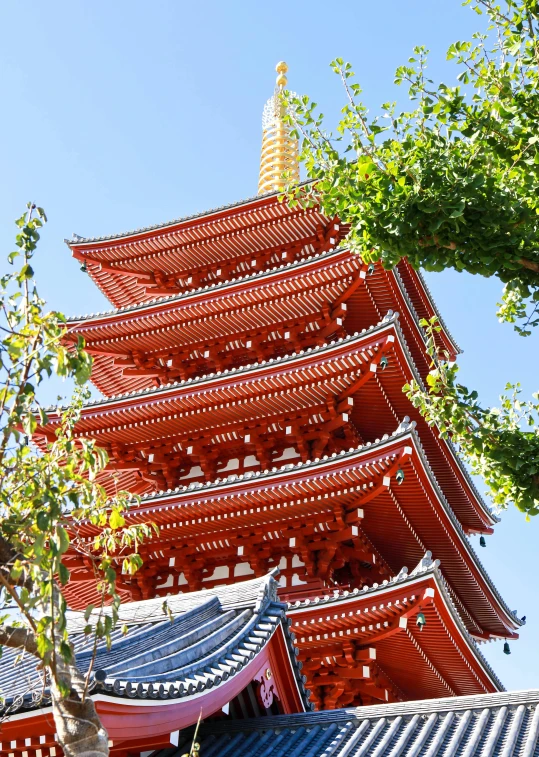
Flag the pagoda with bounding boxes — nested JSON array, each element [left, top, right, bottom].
[[26, 63, 523, 728]]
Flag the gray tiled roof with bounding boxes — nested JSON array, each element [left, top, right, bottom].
[[0, 572, 310, 716], [166, 689, 539, 757]]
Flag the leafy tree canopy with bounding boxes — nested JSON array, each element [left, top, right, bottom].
[[0, 205, 154, 756], [284, 0, 539, 517], [405, 318, 539, 517], [285, 0, 539, 335]]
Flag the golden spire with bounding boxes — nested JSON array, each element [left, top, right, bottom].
[[258, 61, 300, 195]]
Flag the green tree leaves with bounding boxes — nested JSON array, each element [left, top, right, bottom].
[[284, 1, 539, 333], [283, 0, 539, 516], [0, 206, 155, 753], [405, 318, 539, 517]]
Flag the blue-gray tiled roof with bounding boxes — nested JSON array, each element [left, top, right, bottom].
[[165, 689, 539, 757], [0, 572, 309, 715]]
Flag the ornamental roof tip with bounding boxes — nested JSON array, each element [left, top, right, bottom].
[[395, 415, 417, 434], [410, 550, 440, 575]]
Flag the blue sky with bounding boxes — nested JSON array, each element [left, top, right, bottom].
[[1, 1, 537, 692]]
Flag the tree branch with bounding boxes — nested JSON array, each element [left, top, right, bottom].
[[518, 257, 539, 273], [417, 235, 457, 251], [0, 534, 33, 591], [0, 624, 38, 655]]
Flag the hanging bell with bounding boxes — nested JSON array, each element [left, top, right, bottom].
[[395, 468, 405, 485], [367, 263, 375, 275], [503, 642, 511, 655], [379, 356, 388, 370], [479, 536, 486, 548], [416, 612, 426, 631], [80, 262, 87, 273]]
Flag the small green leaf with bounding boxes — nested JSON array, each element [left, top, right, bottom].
[[109, 509, 125, 530]]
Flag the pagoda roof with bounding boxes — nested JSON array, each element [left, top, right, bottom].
[[66, 192, 458, 355], [68, 426, 521, 639], [67, 245, 355, 325], [66, 252, 450, 363], [193, 689, 539, 757], [67, 193, 346, 310], [67, 247, 364, 397], [42, 314, 493, 533], [50, 314, 397, 421], [288, 553, 503, 705], [68, 191, 289, 246], [0, 573, 308, 725], [66, 248, 456, 400]]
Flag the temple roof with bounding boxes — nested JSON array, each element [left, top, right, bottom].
[[188, 689, 539, 757], [65, 193, 458, 356], [0, 572, 309, 717], [67, 247, 364, 396], [67, 191, 287, 246], [67, 195, 344, 310], [288, 552, 504, 704], [65, 250, 456, 401], [63, 425, 521, 638], [42, 314, 493, 533], [67, 245, 354, 324]]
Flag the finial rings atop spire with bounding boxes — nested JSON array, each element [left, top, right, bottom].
[[258, 61, 300, 195], [276, 61, 288, 89]]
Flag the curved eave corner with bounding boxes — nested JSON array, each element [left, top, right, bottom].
[[0, 571, 310, 724], [287, 553, 504, 694]]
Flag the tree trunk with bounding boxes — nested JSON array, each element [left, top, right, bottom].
[[49, 585, 109, 757], [50, 652, 109, 757], [0, 622, 109, 757]]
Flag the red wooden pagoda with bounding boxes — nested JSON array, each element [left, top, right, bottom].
[[26, 63, 525, 739]]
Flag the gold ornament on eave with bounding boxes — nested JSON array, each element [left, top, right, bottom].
[[258, 61, 300, 195]]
